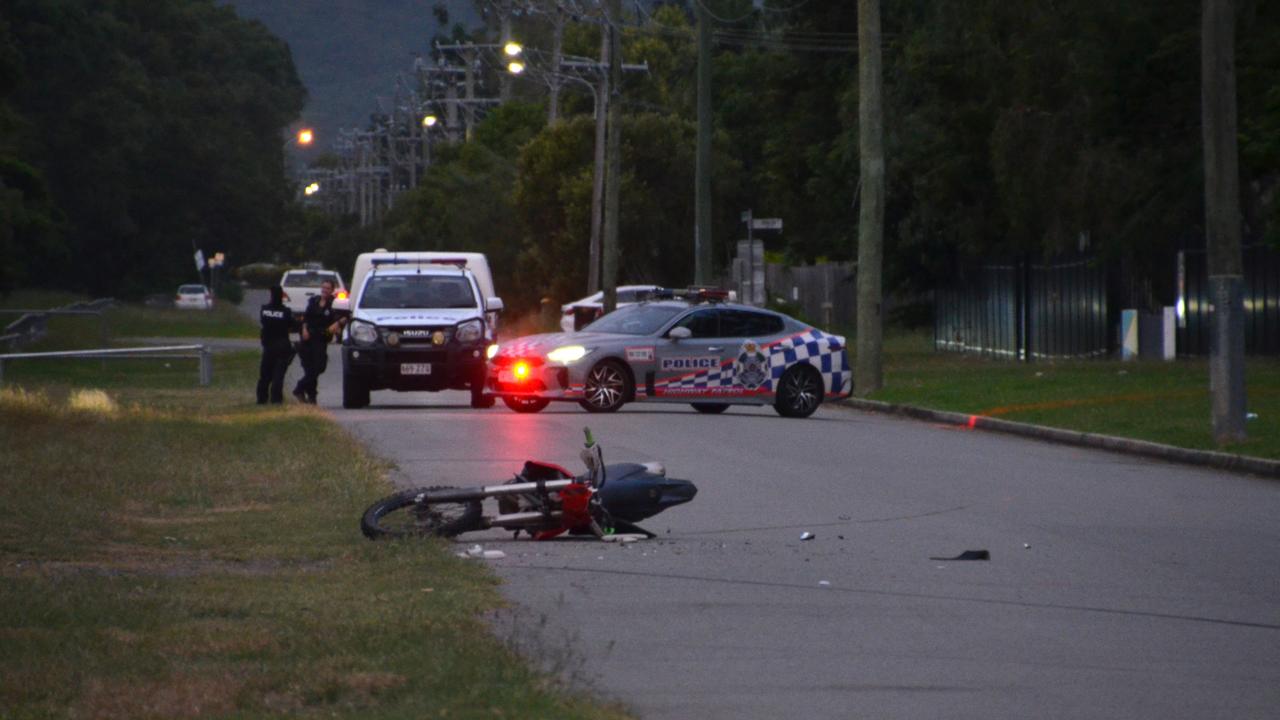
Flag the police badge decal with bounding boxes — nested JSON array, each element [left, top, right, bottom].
[[734, 340, 769, 391]]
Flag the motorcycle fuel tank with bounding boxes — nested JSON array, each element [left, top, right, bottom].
[[596, 463, 698, 522]]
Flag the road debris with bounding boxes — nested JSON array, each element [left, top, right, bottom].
[[800, 532, 815, 541], [929, 549, 990, 561]]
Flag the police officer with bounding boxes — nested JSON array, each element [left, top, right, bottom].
[[292, 279, 346, 403], [257, 285, 295, 404]]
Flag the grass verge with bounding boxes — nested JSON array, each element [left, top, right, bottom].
[[1, 341, 630, 718], [869, 331, 1280, 460]]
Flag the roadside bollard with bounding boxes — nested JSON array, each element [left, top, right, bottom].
[[198, 346, 212, 386]]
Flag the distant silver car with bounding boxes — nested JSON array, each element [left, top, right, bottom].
[[174, 284, 213, 310], [280, 268, 347, 314], [488, 291, 851, 418]]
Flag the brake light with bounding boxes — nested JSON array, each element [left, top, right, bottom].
[[336, 290, 348, 300]]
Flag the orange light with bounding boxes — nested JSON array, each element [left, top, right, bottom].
[[513, 361, 531, 380], [297, 128, 314, 145], [336, 290, 348, 300]]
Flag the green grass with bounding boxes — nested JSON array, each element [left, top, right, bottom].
[[869, 330, 1280, 459], [2, 290, 256, 347], [0, 306, 632, 719]]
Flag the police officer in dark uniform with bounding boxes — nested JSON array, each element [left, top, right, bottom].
[[257, 285, 296, 404], [292, 279, 346, 404]]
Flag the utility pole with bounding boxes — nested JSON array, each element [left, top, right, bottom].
[[854, 0, 885, 396], [499, 0, 514, 102], [587, 23, 609, 295], [1202, 0, 1247, 443], [601, 0, 623, 313], [549, 4, 564, 123], [694, 0, 713, 285]]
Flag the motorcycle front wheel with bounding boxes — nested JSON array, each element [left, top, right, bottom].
[[361, 486, 483, 539]]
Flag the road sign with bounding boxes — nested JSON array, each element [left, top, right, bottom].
[[751, 218, 783, 231]]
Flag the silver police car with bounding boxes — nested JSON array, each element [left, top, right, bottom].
[[486, 290, 851, 417]]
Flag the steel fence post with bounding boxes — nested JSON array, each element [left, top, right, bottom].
[[199, 346, 212, 386]]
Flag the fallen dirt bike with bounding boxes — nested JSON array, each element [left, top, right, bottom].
[[360, 428, 697, 540]]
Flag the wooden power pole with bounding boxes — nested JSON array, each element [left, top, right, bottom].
[[855, 0, 885, 396], [1202, 0, 1247, 443], [601, 0, 623, 313]]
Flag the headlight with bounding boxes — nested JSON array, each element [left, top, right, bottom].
[[486, 343, 500, 360], [350, 321, 378, 346], [456, 319, 483, 344], [546, 345, 590, 364]]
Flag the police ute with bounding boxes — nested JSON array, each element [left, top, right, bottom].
[[341, 258, 503, 409]]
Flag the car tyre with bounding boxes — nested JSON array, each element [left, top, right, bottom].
[[773, 365, 823, 418], [342, 373, 370, 409], [579, 360, 631, 413], [691, 403, 729, 414], [503, 396, 550, 413]]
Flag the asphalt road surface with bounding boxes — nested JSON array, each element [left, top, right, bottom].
[[285, 342, 1276, 720], [237, 292, 1279, 717]]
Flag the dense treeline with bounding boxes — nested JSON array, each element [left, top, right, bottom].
[[0, 0, 305, 298], [315, 0, 1276, 316]]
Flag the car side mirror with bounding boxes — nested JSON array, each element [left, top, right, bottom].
[[487, 297, 504, 312], [668, 326, 692, 341]]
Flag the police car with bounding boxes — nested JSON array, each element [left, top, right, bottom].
[[341, 259, 502, 409], [487, 289, 851, 417]]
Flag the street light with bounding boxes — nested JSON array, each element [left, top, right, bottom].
[[422, 114, 438, 128], [304, 182, 320, 196], [297, 128, 314, 145], [504, 41, 523, 57], [507, 61, 525, 75]]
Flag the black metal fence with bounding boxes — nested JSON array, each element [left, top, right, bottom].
[[1178, 245, 1280, 355], [935, 257, 1109, 360]]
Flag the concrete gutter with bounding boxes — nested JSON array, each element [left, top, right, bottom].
[[840, 398, 1280, 480]]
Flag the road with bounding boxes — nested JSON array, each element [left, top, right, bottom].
[[238, 291, 1279, 718]]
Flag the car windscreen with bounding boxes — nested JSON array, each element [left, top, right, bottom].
[[178, 285, 206, 293], [284, 272, 338, 288], [582, 303, 685, 335], [358, 275, 477, 309]]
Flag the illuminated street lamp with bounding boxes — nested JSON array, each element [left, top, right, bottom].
[[504, 41, 523, 57], [507, 61, 525, 75], [422, 114, 438, 128], [297, 128, 314, 145], [304, 182, 320, 196]]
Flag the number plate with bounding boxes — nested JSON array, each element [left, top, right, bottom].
[[498, 369, 517, 383], [400, 363, 431, 375]]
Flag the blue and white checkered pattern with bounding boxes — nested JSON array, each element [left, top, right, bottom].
[[767, 329, 850, 396], [663, 364, 736, 390]]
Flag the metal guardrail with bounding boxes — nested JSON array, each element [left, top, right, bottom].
[[0, 345, 212, 386], [1, 298, 115, 352]]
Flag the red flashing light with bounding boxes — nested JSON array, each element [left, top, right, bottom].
[[513, 361, 532, 380]]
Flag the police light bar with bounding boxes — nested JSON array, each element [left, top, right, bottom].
[[675, 286, 731, 302], [370, 257, 469, 268]]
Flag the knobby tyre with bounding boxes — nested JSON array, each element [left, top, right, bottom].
[[361, 486, 483, 539]]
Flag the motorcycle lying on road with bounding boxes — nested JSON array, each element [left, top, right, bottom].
[[360, 429, 698, 541]]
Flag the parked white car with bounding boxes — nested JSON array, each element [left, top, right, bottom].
[[280, 269, 346, 314], [174, 284, 213, 310], [560, 285, 664, 333]]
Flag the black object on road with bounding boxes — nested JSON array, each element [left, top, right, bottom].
[[930, 549, 990, 561]]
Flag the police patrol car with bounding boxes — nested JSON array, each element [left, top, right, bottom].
[[341, 258, 503, 409], [487, 288, 851, 417]]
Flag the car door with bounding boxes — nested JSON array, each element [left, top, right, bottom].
[[652, 308, 734, 400], [716, 309, 788, 396]]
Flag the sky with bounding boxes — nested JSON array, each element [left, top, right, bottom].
[[222, 1, 483, 157]]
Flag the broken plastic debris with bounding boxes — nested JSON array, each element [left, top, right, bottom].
[[601, 533, 646, 543], [818, 580, 831, 586], [1023, 543, 1031, 549], [1246, 412, 1258, 421], [800, 532, 815, 541], [929, 549, 990, 561], [482, 550, 506, 559], [466, 544, 484, 557]]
